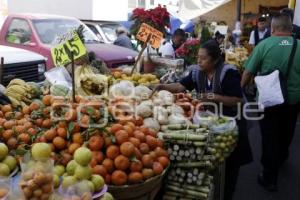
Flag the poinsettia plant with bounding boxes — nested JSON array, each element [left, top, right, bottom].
[[130, 5, 170, 40], [175, 39, 201, 65]]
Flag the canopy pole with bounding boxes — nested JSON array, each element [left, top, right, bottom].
[[236, 0, 242, 21]]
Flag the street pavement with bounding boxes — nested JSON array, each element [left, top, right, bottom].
[[233, 116, 300, 200]]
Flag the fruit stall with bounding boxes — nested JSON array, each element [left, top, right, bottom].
[[0, 59, 238, 200]]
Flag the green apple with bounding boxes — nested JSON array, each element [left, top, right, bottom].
[[0, 163, 10, 176], [53, 174, 60, 188], [62, 176, 77, 189], [54, 165, 65, 176], [74, 147, 92, 166], [31, 143, 51, 161], [0, 143, 8, 161], [91, 174, 105, 192], [2, 155, 17, 171], [101, 193, 114, 200], [66, 160, 78, 176], [74, 165, 92, 180]]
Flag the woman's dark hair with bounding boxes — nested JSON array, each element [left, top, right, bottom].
[[201, 40, 221, 60], [215, 31, 225, 39]]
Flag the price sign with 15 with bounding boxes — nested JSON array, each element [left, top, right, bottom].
[[51, 32, 87, 67], [136, 23, 163, 49]]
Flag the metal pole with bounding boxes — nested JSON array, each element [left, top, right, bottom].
[[0, 57, 3, 84], [236, 0, 242, 21], [71, 53, 75, 102]]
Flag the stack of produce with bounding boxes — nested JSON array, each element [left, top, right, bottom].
[[19, 143, 55, 200], [174, 93, 202, 118], [112, 70, 159, 86], [225, 47, 249, 72], [4, 79, 42, 107], [203, 118, 238, 168], [160, 124, 214, 200], [0, 143, 17, 177]]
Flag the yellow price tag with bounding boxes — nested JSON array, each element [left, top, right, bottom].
[[51, 33, 87, 67], [136, 23, 163, 49]]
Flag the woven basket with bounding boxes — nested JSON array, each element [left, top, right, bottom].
[[108, 169, 167, 200]]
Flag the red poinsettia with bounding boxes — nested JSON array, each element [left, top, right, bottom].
[[130, 5, 170, 39], [176, 39, 201, 65]]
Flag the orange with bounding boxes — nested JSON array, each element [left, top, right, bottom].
[[128, 172, 143, 184], [129, 137, 141, 148], [6, 137, 17, 149], [68, 143, 81, 155], [130, 161, 143, 172], [42, 95, 52, 106], [123, 125, 134, 137], [154, 147, 168, 157], [3, 120, 15, 129], [92, 151, 104, 164], [115, 130, 129, 145], [133, 131, 146, 143], [57, 127, 67, 139], [72, 133, 84, 145], [106, 145, 120, 160], [142, 154, 154, 168], [1, 105, 12, 113], [157, 156, 169, 168], [139, 143, 150, 154], [29, 102, 40, 111], [142, 168, 154, 180], [53, 136, 66, 150], [88, 135, 104, 151], [44, 129, 57, 141], [114, 155, 130, 171], [146, 135, 158, 150], [110, 124, 123, 134], [18, 133, 31, 144], [120, 142, 135, 157], [42, 119, 52, 128], [111, 170, 127, 186], [92, 165, 107, 177], [153, 162, 164, 175], [2, 130, 13, 141], [102, 158, 115, 173], [22, 106, 31, 115]]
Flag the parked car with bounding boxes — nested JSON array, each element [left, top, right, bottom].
[[83, 20, 121, 44], [0, 45, 46, 86], [0, 14, 138, 69]]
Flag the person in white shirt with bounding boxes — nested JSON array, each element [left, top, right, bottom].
[[159, 29, 186, 58], [249, 17, 270, 47]]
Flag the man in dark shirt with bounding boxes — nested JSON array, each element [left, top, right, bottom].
[[113, 27, 133, 50], [280, 7, 300, 40]]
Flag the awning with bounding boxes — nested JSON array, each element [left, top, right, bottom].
[[177, 0, 231, 21]]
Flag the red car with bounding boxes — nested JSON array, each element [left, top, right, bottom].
[[0, 14, 138, 70]]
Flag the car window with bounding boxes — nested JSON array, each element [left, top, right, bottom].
[[32, 19, 100, 45], [100, 24, 119, 42], [6, 18, 32, 44], [86, 24, 104, 42]]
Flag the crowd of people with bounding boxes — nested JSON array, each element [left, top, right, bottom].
[[111, 7, 300, 200]]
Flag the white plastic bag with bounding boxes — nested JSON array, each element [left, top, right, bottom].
[[254, 70, 284, 108]]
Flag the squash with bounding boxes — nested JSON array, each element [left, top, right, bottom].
[[50, 84, 70, 97]]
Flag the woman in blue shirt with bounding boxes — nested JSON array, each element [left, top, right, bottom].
[[154, 40, 252, 200]]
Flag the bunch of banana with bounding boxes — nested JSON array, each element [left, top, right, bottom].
[[5, 79, 33, 107], [75, 65, 109, 97]]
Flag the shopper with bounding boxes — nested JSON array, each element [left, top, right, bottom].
[[248, 16, 270, 47], [113, 27, 133, 50], [280, 7, 300, 39], [159, 28, 186, 58], [241, 13, 300, 191], [154, 40, 253, 200]]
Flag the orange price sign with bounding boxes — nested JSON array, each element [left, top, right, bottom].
[[136, 23, 163, 49]]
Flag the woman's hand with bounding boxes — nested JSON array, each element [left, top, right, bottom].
[[198, 93, 242, 106]]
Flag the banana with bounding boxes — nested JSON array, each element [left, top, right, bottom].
[[8, 79, 26, 87], [8, 96, 21, 108], [5, 91, 24, 101], [6, 85, 27, 96]]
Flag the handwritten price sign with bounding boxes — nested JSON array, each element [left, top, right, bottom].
[[136, 23, 163, 49], [51, 32, 87, 67]]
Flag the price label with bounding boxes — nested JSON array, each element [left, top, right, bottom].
[[136, 23, 163, 49], [51, 32, 87, 67]]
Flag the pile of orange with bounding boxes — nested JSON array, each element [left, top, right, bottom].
[[92, 122, 169, 186]]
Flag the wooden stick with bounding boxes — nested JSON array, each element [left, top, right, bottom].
[[130, 34, 151, 75], [71, 53, 75, 102], [0, 57, 3, 84]]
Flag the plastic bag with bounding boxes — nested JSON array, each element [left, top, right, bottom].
[[193, 111, 218, 127], [0, 178, 10, 200], [45, 67, 72, 89], [58, 180, 93, 200], [210, 117, 237, 135], [19, 156, 54, 200]]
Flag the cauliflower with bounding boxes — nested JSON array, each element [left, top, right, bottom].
[[135, 85, 152, 100], [154, 106, 169, 125], [143, 118, 160, 132], [136, 104, 152, 118], [157, 90, 174, 105], [168, 114, 188, 124], [109, 80, 135, 98]]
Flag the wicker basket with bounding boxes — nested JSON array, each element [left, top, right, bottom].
[[108, 169, 167, 200]]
